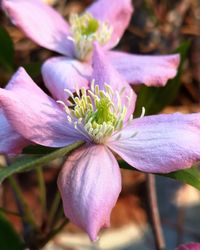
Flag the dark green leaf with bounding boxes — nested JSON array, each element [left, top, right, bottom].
[[0, 141, 84, 183], [119, 160, 200, 191], [0, 213, 24, 250], [0, 26, 14, 72], [23, 62, 42, 78], [22, 144, 57, 154], [118, 160, 135, 171], [134, 41, 190, 116]]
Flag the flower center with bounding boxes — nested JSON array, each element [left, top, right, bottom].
[[69, 13, 112, 61], [57, 82, 128, 143]]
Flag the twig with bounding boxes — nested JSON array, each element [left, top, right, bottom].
[[36, 167, 46, 215], [146, 174, 165, 250]]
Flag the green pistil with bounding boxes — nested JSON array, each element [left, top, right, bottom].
[[80, 16, 99, 36], [69, 13, 112, 60], [93, 98, 115, 125], [58, 84, 128, 143]]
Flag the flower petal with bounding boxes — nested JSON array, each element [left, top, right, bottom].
[[108, 113, 200, 173], [107, 51, 180, 86], [0, 67, 84, 147], [91, 43, 136, 120], [0, 109, 29, 154], [87, 0, 133, 49], [177, 243, 200, 250], [42, 57, 91, 101], [2, 0, 74, 56], [58, 144, 121, 241]]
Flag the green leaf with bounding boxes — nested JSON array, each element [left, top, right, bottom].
[[119, 160, 200, 191], [0, 26, 14, 72], [134, 41, 190, 116], [0, 141, 84, 183], [22, 144, 57, 154], [166, 167, 200, 190], [0, 213, 24, 250]]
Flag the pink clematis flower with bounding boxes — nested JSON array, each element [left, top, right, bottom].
[[0, 109, 28, 154], [177, 243, 200, 250], [2, 0, 180, 101], [0, 82, 29, 155], [0, 46, 200, 241]]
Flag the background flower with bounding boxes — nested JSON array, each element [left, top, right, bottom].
[[2, 0, 180, 102]]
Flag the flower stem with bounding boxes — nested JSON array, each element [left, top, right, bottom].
[[146, 174, 165, 250], [36, 167, 46, 215], [39, 219, 68, 248], [8, 176, 37, 230], [48, 191, 61, 227]]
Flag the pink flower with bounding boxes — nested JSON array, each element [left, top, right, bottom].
[[0, 46, 200, 240], [177, 242, 200, 250], [2, 0, 180, 101], [0, 110, 28, 154], [0, 82, 29, 154]]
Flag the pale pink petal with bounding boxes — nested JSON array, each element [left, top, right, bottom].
[[2, 0, 74, 56], [58, 144, 121, 241], [42, 57, 91, 101], [0, 67, 84, 147], [0, 109, 29, 154], [91, 43, 136, 120], [107, 51, 180, 86], [177, 242, 200, 250], [87, 0, 133, 49], [107, 113, 200, 173]]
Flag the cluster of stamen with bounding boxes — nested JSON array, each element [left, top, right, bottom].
[[57, 82, 129, 144], [68, 13, 112, 60]]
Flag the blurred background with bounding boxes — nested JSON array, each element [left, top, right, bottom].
[[0, 0, 200, 249]]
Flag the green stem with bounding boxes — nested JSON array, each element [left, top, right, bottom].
[[40, 219, 68, 248], [48, 191, 61, 227], [8, 176, 37, 230], [0, 207, 21, 217], [36, 167, 46, 215], [48, 219, 68, 239]]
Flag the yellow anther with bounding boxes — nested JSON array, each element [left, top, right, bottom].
[[57, 82, 132, 143], [69, 12, 112, 60]]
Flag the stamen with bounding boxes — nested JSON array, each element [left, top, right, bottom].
[[64, 89, 76, 101], [75, 83, 80, 98], [128, 114, 133, 123], [95, 85, 99, 95], [67, 115, 72, 123], [67, 36, 75, 42], [56, 100, 70, 114], [58, 82, 131, 143], [91, 79, 95, 92], [140, 107, 146, 118], [69, 12, 112, 60], [67, 100, 74, 106], [105, 83, 113, 96]]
